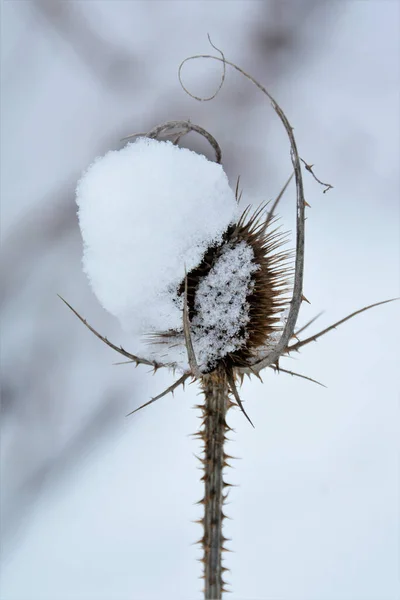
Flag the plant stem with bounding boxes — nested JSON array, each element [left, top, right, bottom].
[[200, 365, 231, 599]]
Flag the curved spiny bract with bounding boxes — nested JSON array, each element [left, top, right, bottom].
[[123, 120, 223, 164], [58, 295, 169, 369], [179, 53, 307, 378]]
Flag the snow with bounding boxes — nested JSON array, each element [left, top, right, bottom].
[[77, 137, 240, 367], [191, 240, 258, 370]]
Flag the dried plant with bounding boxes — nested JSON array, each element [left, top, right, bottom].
[[60, 40, 397, 600]]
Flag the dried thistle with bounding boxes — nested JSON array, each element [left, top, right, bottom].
[[59, 39, 397, 600]]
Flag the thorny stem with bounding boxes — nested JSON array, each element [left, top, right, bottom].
[[199, 366, 232, 599]]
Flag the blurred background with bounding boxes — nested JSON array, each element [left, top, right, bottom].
[[1, 1, 399, 599]]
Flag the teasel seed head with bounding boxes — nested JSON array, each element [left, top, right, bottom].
[[154, 196, 292, 375]]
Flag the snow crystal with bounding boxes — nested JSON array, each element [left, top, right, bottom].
[[191, 241, 259, 371], [76, 137, 240, 366]]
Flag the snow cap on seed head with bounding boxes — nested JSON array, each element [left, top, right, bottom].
[[76, 137, 240, 364]]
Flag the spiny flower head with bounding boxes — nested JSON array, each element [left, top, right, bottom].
[[164, 199, 292, 373]]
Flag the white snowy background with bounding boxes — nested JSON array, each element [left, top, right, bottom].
[[1, 1, 399, 600]]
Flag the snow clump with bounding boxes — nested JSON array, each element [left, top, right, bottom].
[[76, 137, 241, 368]]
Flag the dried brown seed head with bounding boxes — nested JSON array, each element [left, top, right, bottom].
[[153, 201, 292, 374]]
